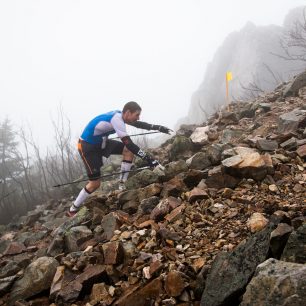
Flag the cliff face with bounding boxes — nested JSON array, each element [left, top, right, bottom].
[[177, 6, 306, 127]]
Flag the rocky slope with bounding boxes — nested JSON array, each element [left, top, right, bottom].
[[0, 72, 305, 305]]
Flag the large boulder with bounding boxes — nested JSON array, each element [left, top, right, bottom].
[[241, 258, 306, 306], [125, 169, 159, 190], [169, 136, 195, 161], [65, 225, 93, 252], [9, 256, 59, 305], [277, 108, 306, 133], [201, 222, 278, 306]]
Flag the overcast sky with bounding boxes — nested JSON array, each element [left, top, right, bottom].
[[0, 0, 305, 149]]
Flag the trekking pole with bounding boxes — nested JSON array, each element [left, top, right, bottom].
[[52, 166, 151, 188], [110, 131, 160, 139]]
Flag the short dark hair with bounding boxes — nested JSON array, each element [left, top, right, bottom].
[[122, 101, 142, 113]]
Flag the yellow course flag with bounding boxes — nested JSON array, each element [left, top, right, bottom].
[[226, 71, 232, 81]]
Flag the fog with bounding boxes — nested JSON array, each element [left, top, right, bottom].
[[0, 0, 304, 149]]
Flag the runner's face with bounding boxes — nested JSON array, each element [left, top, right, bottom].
[[124, 110, 141, 123]]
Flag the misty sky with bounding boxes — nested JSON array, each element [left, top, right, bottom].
[[0, 0, 305, 149]]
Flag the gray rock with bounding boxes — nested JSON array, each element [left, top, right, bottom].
[[280, 137, 298, 150], [283, 69, 306, 97], [241, 258, 306, 306], [278, 108, 306, 134], [221, 129, 244, 144], [269, 223, 293, 258], [65, 225, 93, 253], [186, 152, 212, 170], [281, 224, 306, 264], [0, 239, 9, 254], [256, 139, 278, 151], [0, 275, 19, 297], [47, 235, 65, 257], [201, 222, 278, 306], [169, 136, 195, 161], [164, 160, 188, 180], [9, 256, 59, 305], [138, 196, 160, 215], [125, 169, 159, 190], [101, 212, 122, 241], [0, 261, 20, 278]]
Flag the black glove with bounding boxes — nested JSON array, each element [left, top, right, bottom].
[[143, 154, 159, 168], [152, 124, 173, 134]]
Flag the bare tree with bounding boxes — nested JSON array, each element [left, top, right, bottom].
[[272, 7, 306, 62]]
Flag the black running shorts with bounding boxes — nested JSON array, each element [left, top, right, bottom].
[[77, 139, 124, 180]]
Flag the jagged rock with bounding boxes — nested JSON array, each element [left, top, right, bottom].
[[256, 139, 278, 151], [90, 283, 114, 305], [283, 70, 306, 97], [169, 136, 195, 161], [55, 264, 108, 304], [176, 124, 198, 137], [222, 146, 256, 159], [205, 166, 240, 189], [164, 160, 189, 181], [118, 189, 139, 204], [101, 212, 122, 241], [9, 256, 59, 305], [49, 265, 65, 301], [0, 239, 10, 254], [65, 225, 93, 253], [150, 198, 171, 221], [161, 177, 187, 198], [219, 111, 239, 125], [241, 258, 306, 306], [17, 231, 48, 247], [277, 108, 306, 133], [205, 144, 224, 165], [281, 224, 306, 264], [280, 137, 298, 150], [165, 204, 185, 223], [186, 152, 212, 170], [182, 169, 206, 188], [221, 129, 243, 144], [47, 235, 65, 257], [23, 211, 43, 226], [190, 126, 210, 145], [0, 261, 20, 278], [102, 241, 124, 265], [137, 183, 163, 202], [52, 207, 91, 237], [201, 222, 278, 306], [187, 187, 209, 203], [297, 144, 306, 158], [3, 242, 26, 256], [247, 213, 269, 233], [165, 271, 188, 297], [138, 196, 160, 215], [114, 277, 163, 306], [0, 275, 19, 297], [222, 151, 273, 181], [269, 223, 293, 258], [125, 169, 159, 190]]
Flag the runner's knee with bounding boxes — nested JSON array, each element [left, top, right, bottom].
[[123, 146, 134, 161], [86, 180, 100, 192]]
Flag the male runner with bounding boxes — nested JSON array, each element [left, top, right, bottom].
[[67, 101, 171, 216]]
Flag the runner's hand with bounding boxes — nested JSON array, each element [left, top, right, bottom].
[[152, 125, 173, 134]]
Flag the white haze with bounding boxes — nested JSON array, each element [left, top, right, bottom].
[[0, 0, 305, 150]]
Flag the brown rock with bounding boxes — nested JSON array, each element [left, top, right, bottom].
[[297, 144, 306, 158], [90, 283, 114, 305], [102, 241, 124, 265], [165, 271, 187, 297], [187, 187, 209, 202], [150, 198, 170, 221], [161, 177, 187, 198], [165, 204, 185, 223], [115, 277, 163, 306], [3, 242, 26, 255], [101, 212, 122, 241]]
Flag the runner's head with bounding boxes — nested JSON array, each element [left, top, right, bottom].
[[122, 101, 141, 123]]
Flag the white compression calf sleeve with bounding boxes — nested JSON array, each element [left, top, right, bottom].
[[119, 160, 132, 182], [70, 187, 91, 211]]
